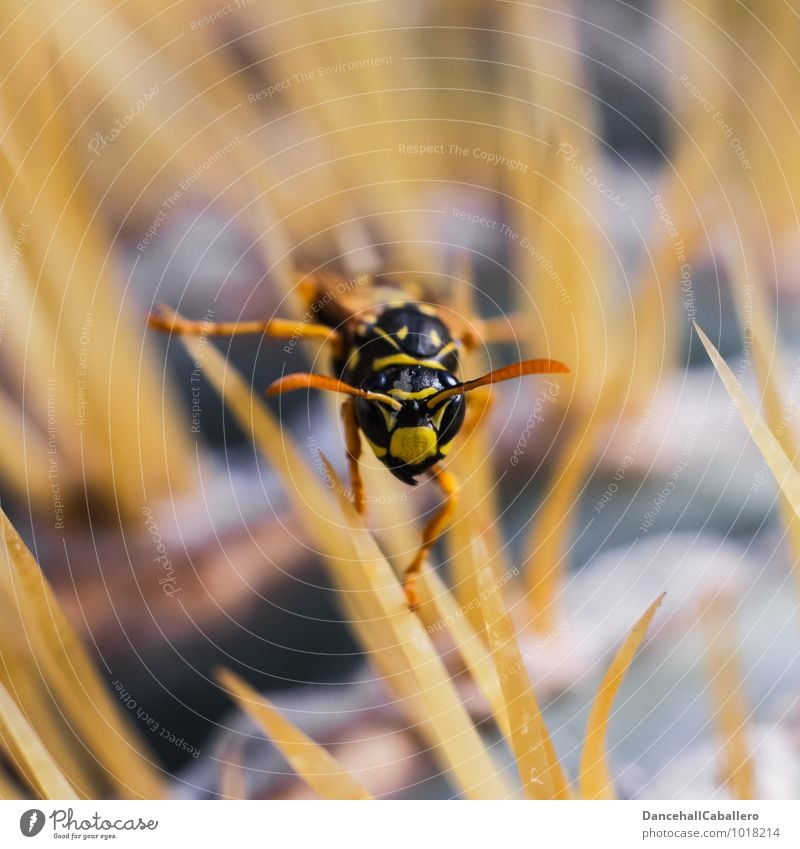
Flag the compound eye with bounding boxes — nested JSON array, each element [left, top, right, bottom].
[[434, 394, 466, 441], [439, 372, 460, 390], [365, 371, 389, 392]]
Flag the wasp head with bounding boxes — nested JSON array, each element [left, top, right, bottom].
[[355, 366, 466, 484]]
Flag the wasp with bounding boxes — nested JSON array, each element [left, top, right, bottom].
[[148, 272, 568, 608]]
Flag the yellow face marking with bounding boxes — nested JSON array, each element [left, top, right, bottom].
[[429, 329, 443, 349], [389, 427, 438, 465], [434, 341, 457, 359], [417, 304, 437, 316], [396, 325, 409, 341], [430, 401, 450, 431], [387, 386, 438, 401], [372, 353, 447, 371], [389, 299, 408, 309], [364, 436, 387, 458]]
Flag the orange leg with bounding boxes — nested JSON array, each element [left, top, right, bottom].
[[341, 399, 366, 514], [148, 304, 339, 343], [403, 466, 459, 609]]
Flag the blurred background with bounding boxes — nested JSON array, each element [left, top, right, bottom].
[[1, 0, 799, 800]]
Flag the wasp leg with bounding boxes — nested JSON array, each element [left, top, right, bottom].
[[341, 399, 366, 515], [148, 304, 339, 344], [403, 466, 459, 609]]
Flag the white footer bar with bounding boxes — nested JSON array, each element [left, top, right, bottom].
[[1, 800, 797, 848]]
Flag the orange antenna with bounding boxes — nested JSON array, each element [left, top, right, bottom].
[[427, 358, 570, 407], [267, 373, 403, 411]]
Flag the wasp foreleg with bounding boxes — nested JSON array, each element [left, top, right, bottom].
[[147, 305, 340, 344], [403, 465, 459, 609], [341, 399, 366, 515]]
